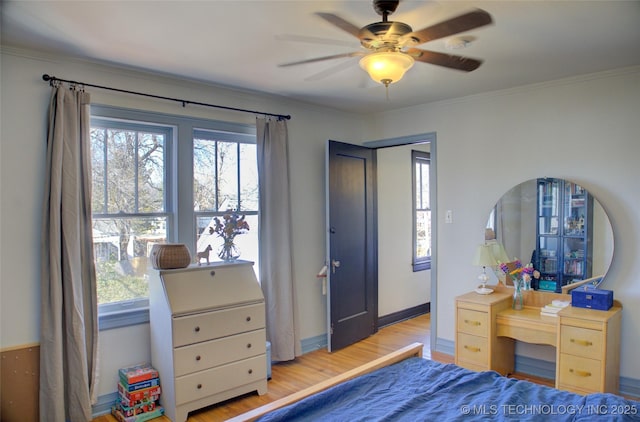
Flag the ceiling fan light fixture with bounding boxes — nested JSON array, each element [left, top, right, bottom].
[[359, 51, 414, 87]]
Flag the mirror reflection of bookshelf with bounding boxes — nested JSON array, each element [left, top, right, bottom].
[[536, 178, 593, 292]]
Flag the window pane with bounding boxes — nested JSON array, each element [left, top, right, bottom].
[[420, 162, 430, 209], [93, 216, 167, 305], [137, 132, 165, 212], [217, 141, 239, 210], [91, 128, 106, 213], [193, 139, 217, 211], [239, 143, 259, 211], [106, 129, 136, 213], [195, 214, 259, 270], [416, 210, 431, 259]]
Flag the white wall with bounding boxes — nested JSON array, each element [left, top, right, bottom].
[[365, 66, 640, 379], [377, 144, 431, 316], [2, 47, 639, 399], [0, 48, 371, 396]]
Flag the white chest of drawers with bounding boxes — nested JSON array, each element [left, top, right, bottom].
[[149, 261, 267, 422]]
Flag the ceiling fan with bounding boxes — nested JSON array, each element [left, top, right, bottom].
[[280, 0, 493, 87]]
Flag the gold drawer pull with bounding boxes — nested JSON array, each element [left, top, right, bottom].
[[569, 368, 591, 377], [464, 319, 481, 326], [464, 345, 481, 353], [570, 338, 593, 347]]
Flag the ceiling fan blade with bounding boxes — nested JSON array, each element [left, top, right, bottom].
[[275, 34, 358, 48], [305, 59, 358, 82], [278, 51, 365, 67], [315, 12, 376, 41], [401, 9, 492, 45], [405, 48, 483, 72]]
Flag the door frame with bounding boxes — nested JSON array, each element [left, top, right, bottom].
[[363, 132, 438, 354]]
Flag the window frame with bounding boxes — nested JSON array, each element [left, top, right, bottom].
[[90, 105, 256, 330], [412, 150, 431, 272]]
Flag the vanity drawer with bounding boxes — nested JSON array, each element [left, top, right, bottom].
[[560, 325, 603, 360], [457, 332, 488, 368], [174, 329, 266, 377], [172, 303, 265, 347], [457, 308, 489, 337], [558, 353, 602, 393], [175, 355, 267, 405]]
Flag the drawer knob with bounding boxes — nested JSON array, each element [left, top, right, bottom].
[[569, 368, 591, 377], [248, 369, 253, 375], [247, 343, 252, 349], [194, 326, 200, 333], [210, 270, 216, 277], [246, 316, 251, 322], [570, 338, 592, 347], [197, 383, 202, 389], [463, 345, 481, 353], [195, 355, 201, 361]]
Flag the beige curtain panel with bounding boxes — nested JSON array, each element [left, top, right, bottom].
[[256, 117, 300, 362], [40, 83, 99, 422]]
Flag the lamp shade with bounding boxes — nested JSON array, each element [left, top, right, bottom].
[[487, 240, 510, 264], [472, 244, 498, 267], [359, 51, 415, 87]]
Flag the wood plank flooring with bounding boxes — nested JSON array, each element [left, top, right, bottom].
[[93, 313, 553, 422]]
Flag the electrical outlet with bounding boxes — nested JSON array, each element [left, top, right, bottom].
[[446, 210, 453, 224]]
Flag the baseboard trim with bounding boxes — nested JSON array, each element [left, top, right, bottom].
[[300, 334, 327, 355], [378, 303, 430, 328], [92, 392, 117, 417]]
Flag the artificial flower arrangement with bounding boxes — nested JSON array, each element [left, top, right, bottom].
[[499, 259, 535, 310], [499, 259, 535, 290], [211, 209, 250, 261]]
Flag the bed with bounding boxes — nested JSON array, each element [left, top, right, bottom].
[[229, 343, 640, 421]]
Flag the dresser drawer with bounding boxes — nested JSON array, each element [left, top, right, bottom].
[[174, 329, 266, 377], [173, 303, 265, 347], [457, 332, 488, 368], [175, 355, 267, 405], [558, 353, 602, 392], [457, 308, 489, 337], [560, 325, 603, 360]]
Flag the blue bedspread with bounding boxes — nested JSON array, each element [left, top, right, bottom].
[[257, 357, 640, 421]]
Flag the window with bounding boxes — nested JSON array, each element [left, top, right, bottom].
[[91, 118, 171, 323], [193, 130, 259, 267], [412, 150, 431, 271], [90, 107, 257, 329]]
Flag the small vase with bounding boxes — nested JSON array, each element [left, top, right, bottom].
[[218, 242, 240, 262], [512, 280, 524, 310]]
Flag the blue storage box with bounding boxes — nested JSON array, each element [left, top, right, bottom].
[[571, 285, 613, 310]]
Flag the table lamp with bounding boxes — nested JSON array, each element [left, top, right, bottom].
[[472, 244, 498, 294]]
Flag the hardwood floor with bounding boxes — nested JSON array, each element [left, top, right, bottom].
[[93, 313, 553, 422]]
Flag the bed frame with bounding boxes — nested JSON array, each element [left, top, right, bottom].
[[227, 342, 424, 422]]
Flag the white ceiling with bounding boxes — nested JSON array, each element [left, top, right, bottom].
[[2, 1, 640, 113]]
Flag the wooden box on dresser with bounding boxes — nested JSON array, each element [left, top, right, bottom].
[[149, 261, 267, 422]]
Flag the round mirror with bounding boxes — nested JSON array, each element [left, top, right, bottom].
[[487, 178, 614, 293]]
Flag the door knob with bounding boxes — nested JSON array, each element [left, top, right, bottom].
[[331, 259, 341, 273]]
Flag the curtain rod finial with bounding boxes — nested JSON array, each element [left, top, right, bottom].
[[42, 74, 52, 81]]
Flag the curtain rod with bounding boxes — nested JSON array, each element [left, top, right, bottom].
[[42, 74, 291, 121]]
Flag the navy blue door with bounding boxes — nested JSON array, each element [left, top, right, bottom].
[[326, 140, 377, 351]]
